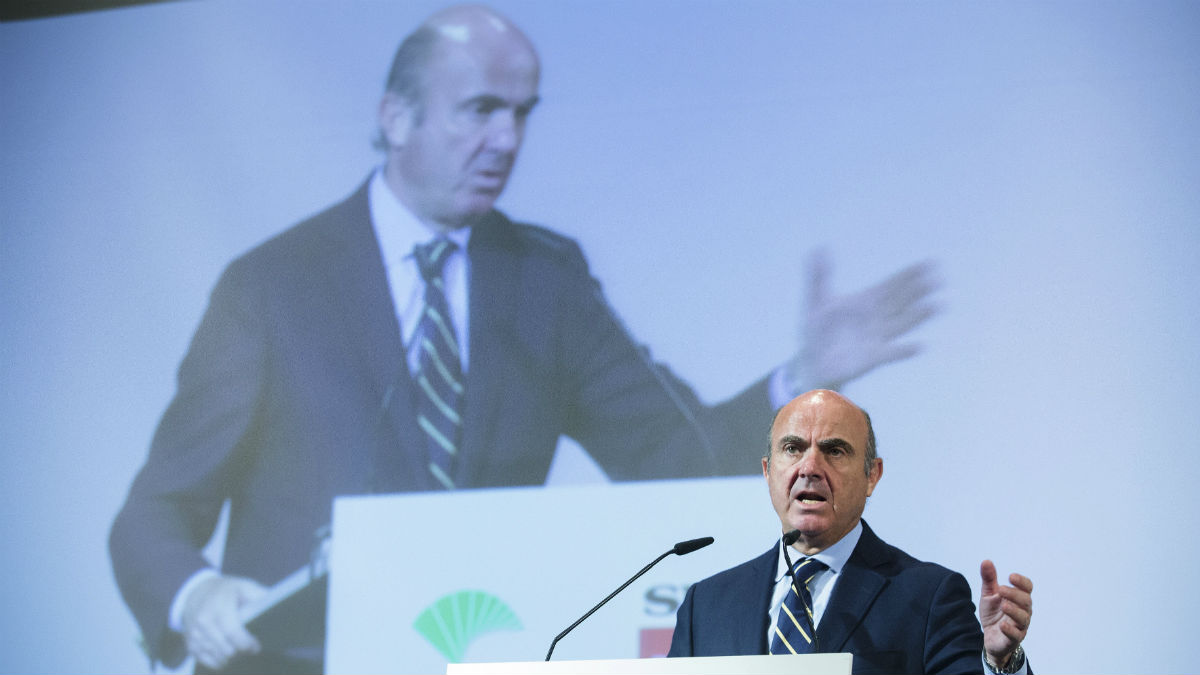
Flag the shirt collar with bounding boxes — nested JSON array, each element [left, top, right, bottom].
[[774, 520, 864, 582], [368, 168, 470, 268]]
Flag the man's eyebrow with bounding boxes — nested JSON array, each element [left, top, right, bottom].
[[460, 94, 541, 110], [460, 93, 507, 108], [776, 433, 808, 448], [817, 437, 854, 452]]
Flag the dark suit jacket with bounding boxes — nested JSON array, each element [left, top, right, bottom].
[[109, 180, 769, 668], [668, 521, 991, 674]]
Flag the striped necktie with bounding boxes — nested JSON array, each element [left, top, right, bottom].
[[769, 557, 827, 655], [412, 237, 463, 490]]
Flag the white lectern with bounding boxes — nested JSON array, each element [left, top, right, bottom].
[[325, 478, 782, 673], [448, 653, 853, 674]]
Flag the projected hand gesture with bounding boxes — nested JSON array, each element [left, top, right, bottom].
[[783, 249, 940, 393]]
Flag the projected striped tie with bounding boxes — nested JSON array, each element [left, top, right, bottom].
[[413, 237, 463, 491], [769, 557, 827, 655]]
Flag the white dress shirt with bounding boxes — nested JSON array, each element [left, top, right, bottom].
[[368, 169, 471, 374]]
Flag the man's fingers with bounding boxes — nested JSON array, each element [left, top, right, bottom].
[[997, 583, 1033, 606], [996, 586, 1033, 634], [857, 262, 940, 341], [193, 648, 225, 671], [979, 559, 999, 595], [1007, 611, 1031, 635], [187, 617, 258, 669], [1008, 572, 1034, 593], [182, 576, 265, 667], [999, 619, 1027, 642], [187, 621, 238, 670], [217, 614, 261, 655], [878, 301, 939, 339], [868, 261, 940, 308], [871, 342, 922, 370]]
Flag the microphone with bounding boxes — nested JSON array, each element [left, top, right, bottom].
[[783, 529, 802, 546], [545, 536, 715, 661], [673, 536, 715, 555]]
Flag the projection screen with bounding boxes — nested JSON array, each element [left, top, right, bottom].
[[2, 1, 1198, 673]]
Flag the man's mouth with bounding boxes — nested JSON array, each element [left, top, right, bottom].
[[473, 168, 511, 188], [794, 490, 828, 505], [475, 169, 507, 182]]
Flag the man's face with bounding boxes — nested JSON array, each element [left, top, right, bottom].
[[387, 34, 539, 229], [762, 390, 882, 554]]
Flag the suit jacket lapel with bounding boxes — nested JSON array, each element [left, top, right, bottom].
[[454, 211, 522, 488], [739, 547, 779, 655], [818, 521, 890, 653], [316, 180, 432, 491]]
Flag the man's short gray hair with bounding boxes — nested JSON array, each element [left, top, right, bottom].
[[373, 25, 442, 149]]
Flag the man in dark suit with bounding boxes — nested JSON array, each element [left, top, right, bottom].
[[668, 389, 1034, 674], [110, 5, 940, 673]]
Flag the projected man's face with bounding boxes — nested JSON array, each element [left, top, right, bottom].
[[763, 390, 882, 555], [386, 25, 540, 230]]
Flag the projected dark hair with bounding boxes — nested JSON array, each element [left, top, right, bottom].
[[373, 25, 441, 149], [384, 25, 441, 106]]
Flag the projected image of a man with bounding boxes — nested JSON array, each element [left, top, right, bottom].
[[109, 5, 941, 674]]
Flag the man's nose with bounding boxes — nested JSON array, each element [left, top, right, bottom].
[[794, 450, 823, 479], [485, 111, 521, 152]]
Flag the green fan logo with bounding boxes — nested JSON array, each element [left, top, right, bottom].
[[414, 590, 523, 662]]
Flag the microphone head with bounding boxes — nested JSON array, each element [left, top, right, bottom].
[[782, 530, 802, 546], [672, 536, 715, 556]]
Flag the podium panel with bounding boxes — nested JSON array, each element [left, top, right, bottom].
[[448, 653, 853, 674], [326, 477, 777, 673]]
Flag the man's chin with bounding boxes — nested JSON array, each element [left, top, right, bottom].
[[468, 178, 507, 199], [440, 200, 498, 228], [460, 193, 501, 214], [787, 517, 829, 538]]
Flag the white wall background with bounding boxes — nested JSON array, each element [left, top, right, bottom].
[[2, 1, 1198, 672]]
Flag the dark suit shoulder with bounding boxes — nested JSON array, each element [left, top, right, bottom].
[[691, 546, 776, 593], [857, 523, 963, 584], [510, 219, 579, 253], [471, 211, 586, 264], [228, 183, 372, 275]]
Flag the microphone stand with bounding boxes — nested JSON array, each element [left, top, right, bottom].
[[544, 537, 713, 661]]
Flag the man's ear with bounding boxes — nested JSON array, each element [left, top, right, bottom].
[[379, 92, 416, 148], [865, 457, 883, 497]]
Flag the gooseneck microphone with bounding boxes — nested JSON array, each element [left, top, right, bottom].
[[544, 536, 715, 661], [783, 529, 802, 547], [672, 537, 715, 556]]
